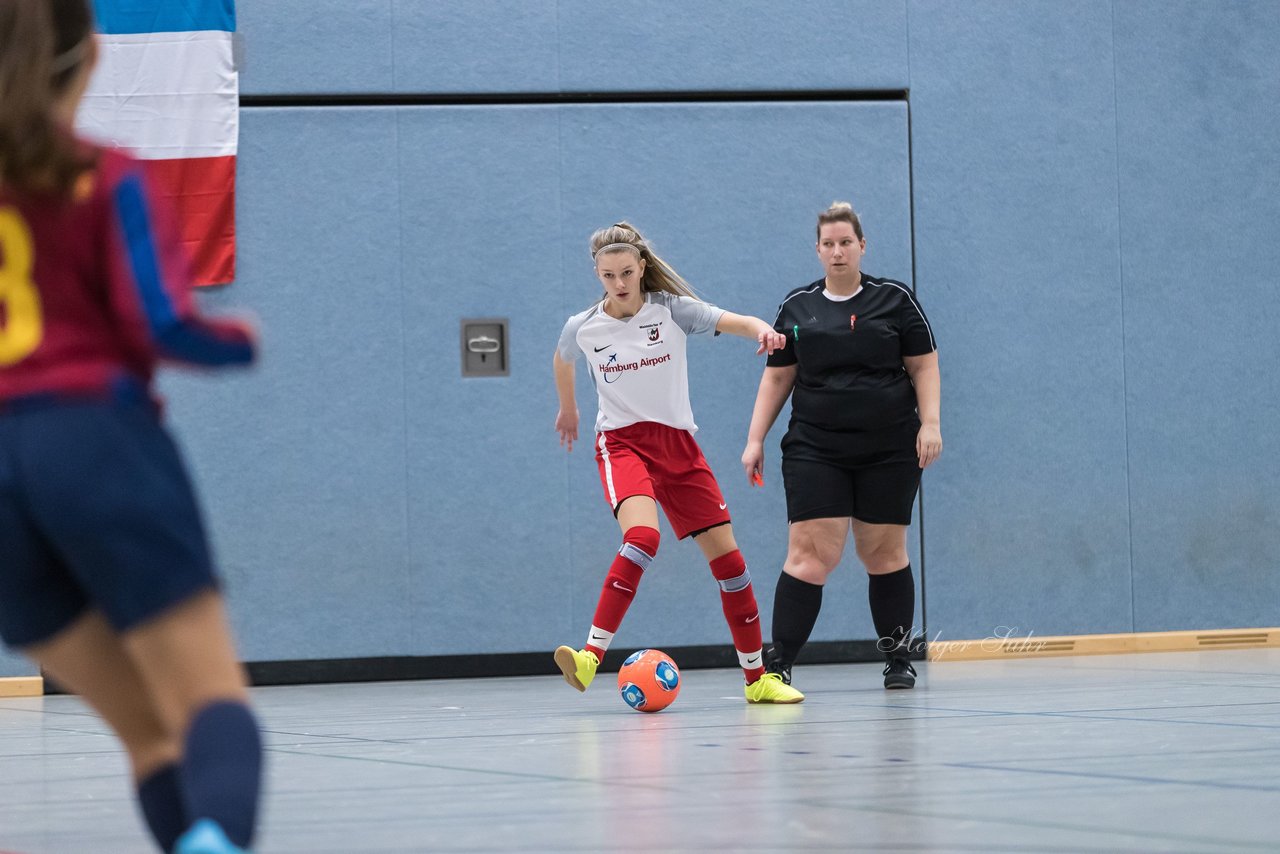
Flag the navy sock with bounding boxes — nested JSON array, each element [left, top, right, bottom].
[[181, 701, 263, 848], [137, 762, 186, 852], [769, 571, 823, 670], [868, 564, 915, 656]]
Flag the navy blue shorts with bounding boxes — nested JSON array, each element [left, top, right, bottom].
[[0, 401, 218, 648]]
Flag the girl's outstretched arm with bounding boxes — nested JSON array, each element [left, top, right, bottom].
[[715, 311, 786, 355]]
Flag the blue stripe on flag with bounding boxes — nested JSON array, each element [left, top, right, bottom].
[[92, 0, 235, 34]]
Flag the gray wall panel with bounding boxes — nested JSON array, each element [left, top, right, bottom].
[[238, 0, 396, 94], [556, 1, 908, 92], [0, 650, 33, 679], [238, 1, 907, 96], [396, 106, 569, 654], [390, 3, 560, 94], [163, 108, 412, 660], [908, 1, 1132, 641], [1114, 1, 1280, 630]]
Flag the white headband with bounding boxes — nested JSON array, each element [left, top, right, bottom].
[[592, 242, 642, 259], [50, 37, 92, 75]]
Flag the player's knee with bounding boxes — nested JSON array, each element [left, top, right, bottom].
[[858, 545, 908, 575], [707, 549, 747, 588], [620, 526, 660, 567], [783, 552, 835, 584]]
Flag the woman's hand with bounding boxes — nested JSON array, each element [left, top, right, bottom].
[[556, 409, 579, 452], [917, 423, 942, 469], [742, 440, 766, 484]]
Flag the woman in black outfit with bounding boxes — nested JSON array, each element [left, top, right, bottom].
[[742, 202, 941, 690]]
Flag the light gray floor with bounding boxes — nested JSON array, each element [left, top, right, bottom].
[[2, 649, 1279, 853]]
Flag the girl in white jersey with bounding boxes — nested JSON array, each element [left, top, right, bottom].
[[552, 222, 803, 704]]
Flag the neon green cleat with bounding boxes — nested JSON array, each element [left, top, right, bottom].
[[554, 646, 599, 692], [745, 672, 805, 704]]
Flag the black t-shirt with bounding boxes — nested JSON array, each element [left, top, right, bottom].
[[767, 273, 936, 433]]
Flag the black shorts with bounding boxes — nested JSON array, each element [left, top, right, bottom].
[[781, 420, 921, 525], [0, 401, 218, 647]]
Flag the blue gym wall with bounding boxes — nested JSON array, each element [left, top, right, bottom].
[[6, 1, 1277, 677]]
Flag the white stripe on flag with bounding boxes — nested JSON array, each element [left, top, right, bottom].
[[76, 31, 237, 159]]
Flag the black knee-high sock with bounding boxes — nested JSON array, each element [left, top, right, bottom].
[[869, 564, 915, 656], [137, 762, 186, 852], [181, 701, 263, 847], [769, 571, 823, 669]]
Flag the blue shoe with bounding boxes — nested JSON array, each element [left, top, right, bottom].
[[174, 819, 250, 854]]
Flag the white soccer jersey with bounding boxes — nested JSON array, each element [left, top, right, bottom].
[[557, 291, 725, 433]]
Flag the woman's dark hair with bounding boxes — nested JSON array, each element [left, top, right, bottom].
[[0, 0, 97, 196]]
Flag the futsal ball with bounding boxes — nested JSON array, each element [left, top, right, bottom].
[[617, 649, 681, 712]]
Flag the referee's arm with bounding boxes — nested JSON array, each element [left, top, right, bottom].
[[742, 365, 797, 482], [904, 352, 942, 468]]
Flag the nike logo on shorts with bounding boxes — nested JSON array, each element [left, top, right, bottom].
[[612, 582, 634, 593]]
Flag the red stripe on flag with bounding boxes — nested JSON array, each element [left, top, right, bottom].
[[142, 155, 236, 287]]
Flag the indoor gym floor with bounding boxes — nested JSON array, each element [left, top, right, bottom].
[[1, 648, 1277, 853]]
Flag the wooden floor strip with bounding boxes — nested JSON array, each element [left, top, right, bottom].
[[927, 627, 1280, 661], [0, 677, 43, 698]]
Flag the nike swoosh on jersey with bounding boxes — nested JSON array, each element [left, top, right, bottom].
[[594, 344, 612, 352]]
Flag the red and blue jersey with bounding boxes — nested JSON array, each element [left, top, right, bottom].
[[0, 143, 253, 406]]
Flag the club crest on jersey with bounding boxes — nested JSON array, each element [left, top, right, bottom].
[[639, 320, 663, 346]]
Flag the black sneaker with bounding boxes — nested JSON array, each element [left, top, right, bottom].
[[882, 657, 917, 689]]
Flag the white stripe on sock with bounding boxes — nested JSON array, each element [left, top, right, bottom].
[[587, 626, 615, 652]]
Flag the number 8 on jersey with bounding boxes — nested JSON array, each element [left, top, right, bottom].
[[0, 207, 43, 367]]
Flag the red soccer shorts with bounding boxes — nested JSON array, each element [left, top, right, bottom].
[[595, 421, 731, 539]]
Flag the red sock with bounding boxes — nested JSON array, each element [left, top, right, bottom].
[[710, 550, 765, 683], [586, 526, 660, 660]]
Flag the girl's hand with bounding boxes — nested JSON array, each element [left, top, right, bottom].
[[756, 324, 786, 356], [556, 409, 579, 452]]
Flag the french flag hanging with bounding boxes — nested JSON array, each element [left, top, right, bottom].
[[76, 1, 238, 286]]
